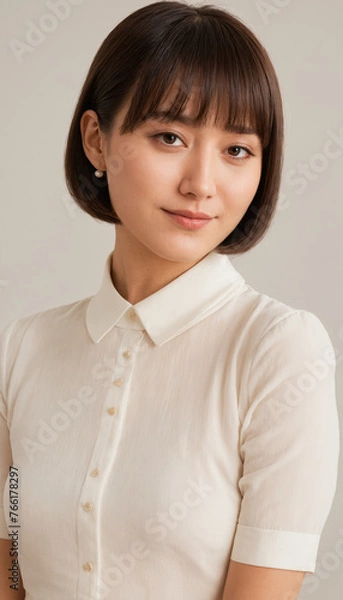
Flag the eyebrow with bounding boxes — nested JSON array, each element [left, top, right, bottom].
[[143, 110, 258, 136]]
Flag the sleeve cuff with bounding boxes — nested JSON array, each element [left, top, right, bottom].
[[231, 524, 320, 573]]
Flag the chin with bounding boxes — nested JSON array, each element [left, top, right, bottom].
[[151, 244, 214, 265]]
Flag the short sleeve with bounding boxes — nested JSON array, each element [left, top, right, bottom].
[[231, 310, 340, 573]]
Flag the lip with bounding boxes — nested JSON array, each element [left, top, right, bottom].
[[164, 209, 213, 219], [162, 208, 213, 230]]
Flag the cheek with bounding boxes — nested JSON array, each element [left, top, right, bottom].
[[105, 156, 142, 209], [131, 153, 178, 182], [106, 152, 168, 219], [223, 166, 261, 210], [108, 152, 173, 194], [241, 161, 262, 194], [243, 173, 261, 202]]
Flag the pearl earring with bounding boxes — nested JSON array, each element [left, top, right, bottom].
[[94, 169, 105, 178]]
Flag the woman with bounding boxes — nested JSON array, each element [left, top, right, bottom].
[[0, 2, 339, 599]]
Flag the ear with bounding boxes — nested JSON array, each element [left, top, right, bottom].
[[80, 109, 106, 171]]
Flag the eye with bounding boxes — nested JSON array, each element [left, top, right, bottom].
[[227, 146, 253, 160], [151, 133, 255, 159], [152, 132, 183, 146]]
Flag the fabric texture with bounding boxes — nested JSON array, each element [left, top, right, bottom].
[[0, 250, 340, 600]]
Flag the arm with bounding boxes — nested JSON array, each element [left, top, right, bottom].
[[228, 311, 339, 579], [222, 560, 305, 600], [0, 539, 25, 599]]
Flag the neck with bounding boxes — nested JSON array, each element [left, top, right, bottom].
[[110, 227, 202, 304]]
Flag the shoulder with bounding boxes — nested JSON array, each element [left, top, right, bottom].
[[234, 282, 332, 354], [233, 286, 336, 428], [223, 282, 336, 417], [1, 296, 91, 339], [0, 296, 92, 378]]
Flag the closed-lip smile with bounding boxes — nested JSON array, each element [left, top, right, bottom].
[[163, 209, 213, 220]]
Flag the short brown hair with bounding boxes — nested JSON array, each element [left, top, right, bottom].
[[64, 1, 284, 255]]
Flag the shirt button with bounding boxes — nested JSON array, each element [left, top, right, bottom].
[[83, 502, 93, 512], [113, 377, 123, 387], [83, 562, 93, 572], [123, 350, 131, 359], [90, 468, 99, 478], [128, 309, 137, 321], [107, 407, 117, 416]]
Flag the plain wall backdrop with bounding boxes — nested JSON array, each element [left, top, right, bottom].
[[1, 0, 342, 598]]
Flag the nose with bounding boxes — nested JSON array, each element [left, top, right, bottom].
[[179, 146, 217, 199]]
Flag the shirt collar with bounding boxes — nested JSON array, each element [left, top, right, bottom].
[[86, 250, 246, 346]]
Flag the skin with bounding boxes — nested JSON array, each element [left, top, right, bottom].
[[80, 91, 262, 304], [0, 539, 25, 599], [80, 92, 306, 599], [222, 561, 305, 600]]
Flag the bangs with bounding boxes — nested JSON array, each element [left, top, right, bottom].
[[119, 14, 274, 148]]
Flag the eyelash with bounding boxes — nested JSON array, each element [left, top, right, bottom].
[[151, 132, 254, 161]]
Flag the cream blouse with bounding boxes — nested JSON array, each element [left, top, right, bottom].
[[0, 250, 340, 600]]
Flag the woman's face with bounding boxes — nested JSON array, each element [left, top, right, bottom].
[[99, 93, 262, 265]]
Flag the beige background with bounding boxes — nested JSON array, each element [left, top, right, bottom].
[[1, 0, 342, 597]]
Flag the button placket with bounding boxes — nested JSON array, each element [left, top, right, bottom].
[[106, 328, 143, 414], [76, 330, 145, 598], [127, 308, 138, 322]]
